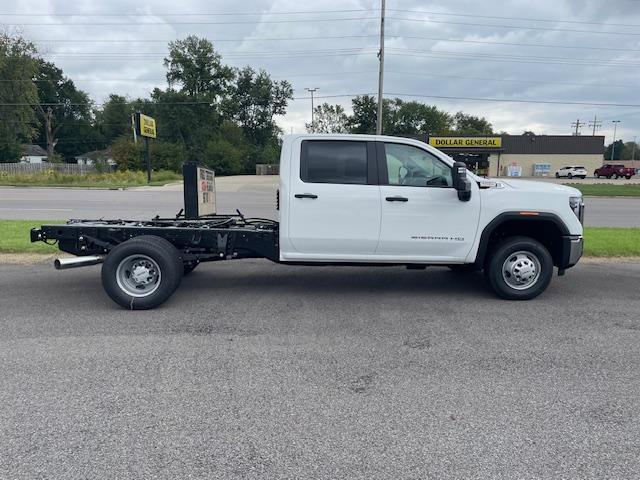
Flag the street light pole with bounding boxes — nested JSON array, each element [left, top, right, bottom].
[[611, 120, 621, 161], [305, 87, 318, 132], [376, 0, 386, 135]]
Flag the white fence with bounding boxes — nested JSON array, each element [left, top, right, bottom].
[[0, 163, 115, 175]]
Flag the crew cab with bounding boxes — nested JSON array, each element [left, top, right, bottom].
[[31, 134, 585, 309], [594, 164, 635, 179], [555, 165, 587, 179]]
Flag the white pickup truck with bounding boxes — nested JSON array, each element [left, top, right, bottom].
[[32, 134, 584, 309]]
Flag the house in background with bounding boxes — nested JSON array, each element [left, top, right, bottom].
[[75, 149, 115, 166], [20, 145, 48, 163]]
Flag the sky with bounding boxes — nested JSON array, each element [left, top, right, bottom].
[[3, 0, 640, 143]]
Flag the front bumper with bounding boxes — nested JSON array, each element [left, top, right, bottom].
[[559, 235, 583, 269]]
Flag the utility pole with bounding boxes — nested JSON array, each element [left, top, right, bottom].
[[376, 0, 386, 135], [588, 115, 602, 136], [305, 87, 318, 132], [571, 118, 585, 136], [611, 120, 621, 161]]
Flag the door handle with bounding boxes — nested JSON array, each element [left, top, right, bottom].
[[385, 196, 408, 202], [295, 193, 318, 199]]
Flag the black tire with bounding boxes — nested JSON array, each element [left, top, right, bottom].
[[448, 264, 477, 273], [595, 173, 600, 178], [614, 174, 619, 179], [567, 173, 572, 179], [626, 176, 631, 180], [485, 236, 553, 300], [101, 236, 184, 310], [555, 172, 560, 178], [183, 261, 199, 276]]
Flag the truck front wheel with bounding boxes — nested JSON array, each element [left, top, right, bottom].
[[485, 236, 553, 300], [101, 236, 184, 309]]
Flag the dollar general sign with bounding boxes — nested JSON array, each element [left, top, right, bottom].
[[429, 137, 502, 148], [137, 113, 157, 139]]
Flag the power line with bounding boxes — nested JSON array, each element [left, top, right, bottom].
[[398, 35, 640, 53], [384, 93, 640, 108], [0, 16, 379, 26], [0, 69, 637, 90], [388, 47, 640, 66], [386, 50, 640, 68], [385, 70, 638, 89], [26, 34, 640, 54], [30, 34, 379, 43], [0, 9, 375, 16], [386, 16, 640, 36], [386, 8, 640, 28], [4, 8, 639, 28], [3, 93, 640, 108]]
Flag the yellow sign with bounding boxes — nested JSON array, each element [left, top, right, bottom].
[[138, 113, 157, 139], [429, 137, 502, 148]]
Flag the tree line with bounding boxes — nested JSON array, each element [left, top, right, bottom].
[[1, 32, 498, 174]]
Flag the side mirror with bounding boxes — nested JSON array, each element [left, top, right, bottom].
[[452, 161, 472, 202]]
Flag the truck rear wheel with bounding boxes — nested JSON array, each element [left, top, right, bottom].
[[101, 236, 183, 309], [485, 236, 553, 300]]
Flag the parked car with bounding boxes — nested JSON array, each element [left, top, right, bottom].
[[594, 164, 635, 179], [555, 166, 587, 179]]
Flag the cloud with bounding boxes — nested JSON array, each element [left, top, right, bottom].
[[5, 0, 639, 141]]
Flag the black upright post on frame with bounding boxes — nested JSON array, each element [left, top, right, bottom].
[[144, 136, 151, 183]]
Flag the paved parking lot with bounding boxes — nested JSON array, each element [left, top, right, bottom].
[[1, 259, 639, 478]]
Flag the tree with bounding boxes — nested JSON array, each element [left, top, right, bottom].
[[604, 139, 625, 160], [348, 95, 377, 134], [164, 36, 233, 99], [306, 103, 349, 133], [224, 66, 293, 147], [452, 112, 493, 135], [384, 99, 452, 135], [34, 60, 94, 161], [0, 33, 39, 162], [203, 121, 247, 175], [96, 94, 133, 145]]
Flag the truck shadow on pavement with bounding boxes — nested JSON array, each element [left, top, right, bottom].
[[177, 260, 495, 300]]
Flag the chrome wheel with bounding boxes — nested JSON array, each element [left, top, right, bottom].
[[115, 254, 162, 297], [501, 250, 541, 290]]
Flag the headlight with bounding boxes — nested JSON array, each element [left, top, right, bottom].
[[569, 196, 584, 224]]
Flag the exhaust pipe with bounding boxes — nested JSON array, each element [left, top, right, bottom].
[[54, 255, 105, 270]]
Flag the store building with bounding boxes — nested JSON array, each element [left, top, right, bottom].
[[415, 134, 605, 177]]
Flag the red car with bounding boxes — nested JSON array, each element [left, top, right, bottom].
[[594, 164, 635, 179]]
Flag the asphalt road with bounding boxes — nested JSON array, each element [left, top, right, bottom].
[[1, 259, 639, 478], [0, 177, 639, 227]]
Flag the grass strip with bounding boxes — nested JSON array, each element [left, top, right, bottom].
[[0, 170, 181, 188], [2, 220, 639, 258], [563, 183, 640, 197]]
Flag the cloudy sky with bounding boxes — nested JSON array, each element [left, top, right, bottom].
[[3, 0, 640, 142]]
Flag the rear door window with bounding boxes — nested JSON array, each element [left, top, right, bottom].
[[300, 140, 369, 184]]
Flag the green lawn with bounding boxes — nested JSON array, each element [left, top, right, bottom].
[[0, 220, 63, 254], [563, 183, 640, 197], [2, 220, 639, 258], [583, 227, 640, 257], [0, 170, 181, 188]]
